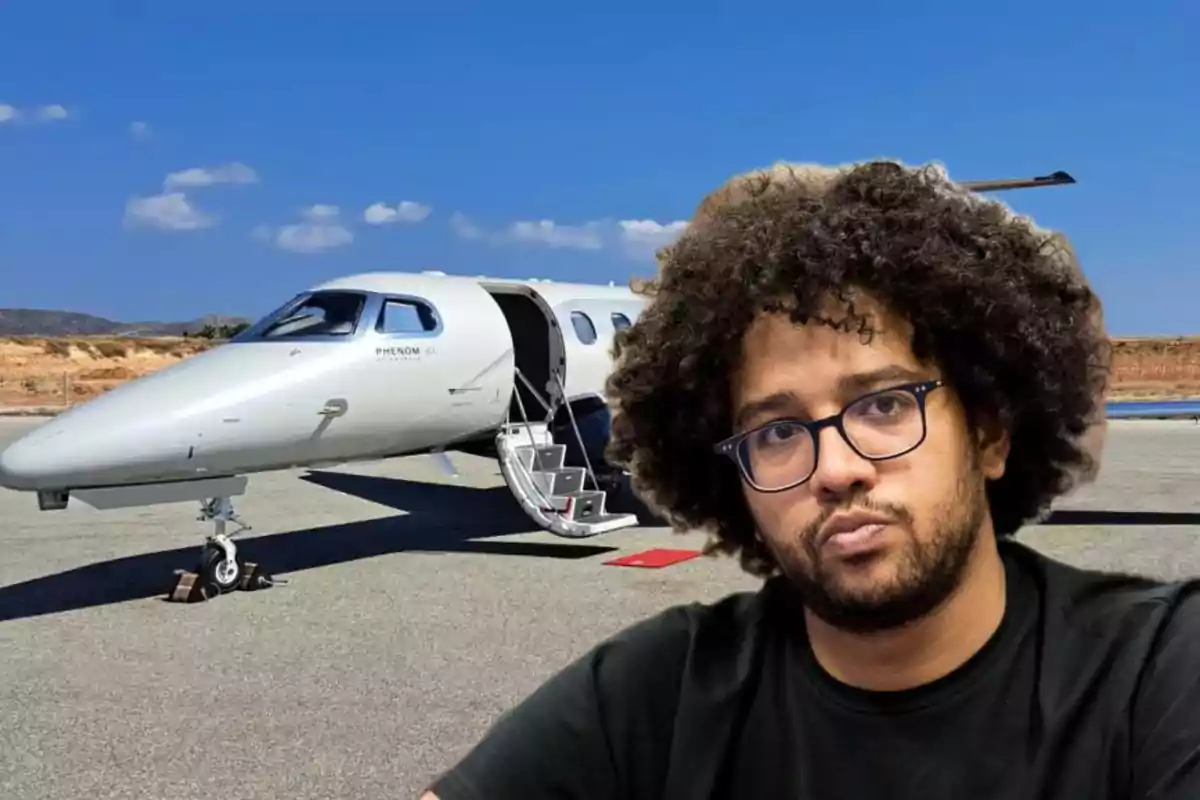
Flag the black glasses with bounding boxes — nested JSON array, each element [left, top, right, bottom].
[[713, 380, 945, 493]]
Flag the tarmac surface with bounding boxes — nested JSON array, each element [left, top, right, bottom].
[[3, 416, 1200, 798]]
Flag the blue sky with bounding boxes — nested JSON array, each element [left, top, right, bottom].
[[0, 2, 1195, 335]]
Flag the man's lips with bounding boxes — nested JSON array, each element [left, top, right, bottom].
[[818, 511, 895, 552]]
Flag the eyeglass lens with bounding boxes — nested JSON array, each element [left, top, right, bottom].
[[737, 387, 927, 490]]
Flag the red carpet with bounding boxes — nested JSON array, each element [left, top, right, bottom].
[[604, 548, 703, 569]]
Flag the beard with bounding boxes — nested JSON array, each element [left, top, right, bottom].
[[769, 448, 988, 634]]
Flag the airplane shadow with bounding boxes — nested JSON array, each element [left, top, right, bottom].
[[0, 471, 620, 624], [1042, 509, 1200, 526]]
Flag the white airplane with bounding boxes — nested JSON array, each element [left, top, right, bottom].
[[0, 270, 650, 592]]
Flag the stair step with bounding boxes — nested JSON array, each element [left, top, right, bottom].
[[576, 512, 639, 530], [553, 511, 641, 538], [531, 467, 586, 497], [552, 489, 607, 521], [496, 410, 640, 539], [514, 444, 567, 472]]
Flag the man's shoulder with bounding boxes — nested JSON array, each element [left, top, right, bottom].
[[1008, 540, 1200, 797], [422, 584, 774, 800], [1003, 536, 1200, 648], [591, 581, 773, 679]]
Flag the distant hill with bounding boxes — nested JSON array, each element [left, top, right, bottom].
[[0, 308, 252, 337]]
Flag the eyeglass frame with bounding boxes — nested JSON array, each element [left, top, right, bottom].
[[712, 379, 946, 493]]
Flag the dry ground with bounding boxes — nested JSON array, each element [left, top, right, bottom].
[[2, 334, 1200, 412], [0, 336, 217, 411]]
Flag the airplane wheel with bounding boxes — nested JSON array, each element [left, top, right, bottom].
[[198, 544, 243, 594]]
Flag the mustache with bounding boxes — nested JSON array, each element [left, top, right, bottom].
[[799, 495, 914, 550]]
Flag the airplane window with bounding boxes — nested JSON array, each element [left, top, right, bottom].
[[377, 298, 439, 335], [611, 312, 631, 331], [257, 291, 366, 339], [230, 293, 305, 342], [571, 311, 597, 345]]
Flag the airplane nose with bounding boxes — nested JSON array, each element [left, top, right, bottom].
[[0, 409, 190, 492], [0, 339, 339, 494], [0, 427, 63, 490]]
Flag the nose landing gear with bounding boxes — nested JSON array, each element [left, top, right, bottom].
[[166, 494, 285, 603], [199, 535, 243, 593], [196, 496, 251, 595]]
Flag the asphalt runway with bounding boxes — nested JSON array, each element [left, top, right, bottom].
[[2, 417, 1200, 798]]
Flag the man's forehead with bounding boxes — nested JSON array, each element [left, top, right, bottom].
[[741, 295, 914, 359], [733, 303, 922, 395], [728, 307, 931, 432]]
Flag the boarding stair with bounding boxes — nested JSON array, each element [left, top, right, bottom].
[[495, 369, 639, 539]]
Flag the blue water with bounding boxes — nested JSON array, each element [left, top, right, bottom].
[[1105, 400, 1200, 419]]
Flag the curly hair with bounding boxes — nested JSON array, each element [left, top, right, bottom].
[[605, 159, 1111, 578]]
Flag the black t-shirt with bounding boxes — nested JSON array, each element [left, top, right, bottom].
[[428, 538, 1200, 799]]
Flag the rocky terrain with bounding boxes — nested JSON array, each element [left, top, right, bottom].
[[1108, 337, 1200, 400], [0, 307, 250, 412], [2, 333, 1199, 414], [0, 336, 220, 411], [0, 308, 250, 338]]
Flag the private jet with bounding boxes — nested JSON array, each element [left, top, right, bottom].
[[0, 270, 649, 591], [0, 169, 1106, 594]]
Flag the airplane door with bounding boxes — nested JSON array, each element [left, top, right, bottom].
[[301, 288, 514, 463]]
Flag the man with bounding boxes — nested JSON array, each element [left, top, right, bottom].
[[422, 160, 1200, 799]]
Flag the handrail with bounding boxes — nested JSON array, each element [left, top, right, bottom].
[[553, 372, 600, 492], [513, 369, 555, 422], [510, 375, 541, 458]]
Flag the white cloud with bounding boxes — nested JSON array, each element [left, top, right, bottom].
[[364, 200, 431, 225], [264, 204, 355, 253], [164, 162, 258, 190], [449, 212, 687, 259], [618, 219, 689, 247], [130, 121, 151, 140], [508, 219, 605, 250], [616, 218, 689, 259], [124, 192, 215, 231], [124, 161, 258, 234], [448, 211, 484, 240], [0, 103, 72, 124], [303, 204, 339, 220], [36, 104, 69, 121], [277, 223, 353, 253], [450, 213, 600, 247]]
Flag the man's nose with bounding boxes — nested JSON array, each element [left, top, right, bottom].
[[808, 425, 877, 500]]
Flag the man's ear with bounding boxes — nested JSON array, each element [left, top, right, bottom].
[[974, 410, 1011, 481]]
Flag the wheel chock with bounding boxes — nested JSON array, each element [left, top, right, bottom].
[[238, 561, 258, 591], [168, 569, 213, 603], [166, 562, 285, 603], [239, 562, 287, 591], [239, 562, 266, 591]]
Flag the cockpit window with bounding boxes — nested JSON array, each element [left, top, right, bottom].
[[611, 312, 632, 331], [240, 291, 367, 340], [376, 298, 440, 335], [571, 310, 597, 345]]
